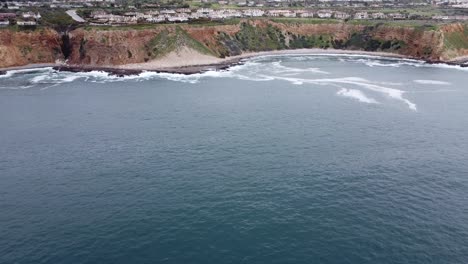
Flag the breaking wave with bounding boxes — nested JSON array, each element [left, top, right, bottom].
[[413, 80, 451, 85], [337, 88, 379, 104], [0, 58, 417, 110], [245, 73, 416, 110], [0, 67, 54, 79], [352, 58, 468, 72], [270, 61, 330, 75], [3, 54, 464, 110]]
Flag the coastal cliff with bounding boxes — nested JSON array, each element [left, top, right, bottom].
[[0, 28, 64, 67], [1, 20, 467, 69]]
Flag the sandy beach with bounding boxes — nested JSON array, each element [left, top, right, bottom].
[[118, 48, 411, 72], [1, 48, 466, 75]]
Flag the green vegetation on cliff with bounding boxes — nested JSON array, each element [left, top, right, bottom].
[[215, 22, 287, 56], [341, 32, 406, 52], [235, 22, 287, 51], [139, 21, 453, 59], [146, 26, 214, 59], [444, 24, 468, 50], [214, 22, 412, 56], [289, 35, 333, 49]]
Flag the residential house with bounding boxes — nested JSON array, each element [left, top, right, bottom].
[[267, 10, 294, 17], [334, 11, 350, 19], [282, 10, 297, 17], [160, 9, 176, 15], [297, 10, 314, 18], [17, 20, 37, 26], [354, 11, 369, 19], [243, 9, 265, 17], [371, 12, 387, 19], [388, 13, 406, 20], [0, 20, 10, 27], [317, 10, 333, 18], [0, 13, 17, 20]]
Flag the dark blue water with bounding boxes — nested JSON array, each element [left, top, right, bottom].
[[1, 55, 468, 264]]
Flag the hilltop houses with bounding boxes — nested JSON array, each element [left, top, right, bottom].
[[0, 13, 16, 19], [297, 10, 314, 18], [334, 11, 350, 19], [354, 12, 369, 19], [83, 8, 415, 25], [371, 12, 387, 19], [17, 20, 37, 25], [0, 20, 9, 26], [22, 11, 41, 20], [267, 9, 293, 17], [243, 9, 265, 17], [388, 13, 406, 20], [317, 10, 333, 18]]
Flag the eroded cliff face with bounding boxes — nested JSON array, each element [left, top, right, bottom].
[[0, 28, 63, 68], [67, 28, 164, 65], [439, 23, 468, 60], [1, 21, 467, 69]]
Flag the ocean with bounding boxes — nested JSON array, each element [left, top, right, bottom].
[[1, 55, 468, 264]]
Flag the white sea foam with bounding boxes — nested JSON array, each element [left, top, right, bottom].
[[235, 74, 274, 81], [413, 80, 451, 85], [378, 81, 403, 86], [61, 75, 83, 83], [352, 57, 468, 72], [270, 61, 329, 74], [365, 61, 406, 68], [2, 61, 418, 111], [351, 58, 425, 68], [10, 55, 467, 112], [0, 71, 15, 79], [265, 75, 417, 111], [427, 63, 468, 72], [337, 88, 379, 104], [31, 74, 49, 83], [410, 89, 457, 93], [328, 77, 417, 111], [0, 67, 53, 79], [29, 71, 85, 84]]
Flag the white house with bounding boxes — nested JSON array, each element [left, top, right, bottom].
[[17, 20, 37, 25], [388, 13, 406, 20], [299, 11, 314, 18], [371, 12, 387, 19], [334, 11, 350, 19], [22, 12, 41, 20], [354, 12, 369, 19], [243, 9, 265, 17], [317, 10, 333, 18]]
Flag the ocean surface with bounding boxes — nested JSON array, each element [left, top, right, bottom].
[[1, 55, 468, 264]]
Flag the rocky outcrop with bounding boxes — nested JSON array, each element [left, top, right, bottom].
[[1, 21, 467, 69]]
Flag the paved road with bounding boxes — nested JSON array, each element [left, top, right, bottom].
[[66, 10, 85, 23]]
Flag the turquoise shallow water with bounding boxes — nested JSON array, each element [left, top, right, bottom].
[[1, 55, 468, 264]]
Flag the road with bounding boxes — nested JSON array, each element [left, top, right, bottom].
[[66, 10, 86, 23]]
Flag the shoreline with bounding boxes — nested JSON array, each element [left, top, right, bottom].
[[1, 49, 467, 76]]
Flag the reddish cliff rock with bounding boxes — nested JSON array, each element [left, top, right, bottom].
[[0, 28, 63, 68], [67, 28, 164, 65], [1, 21, 467, 69]]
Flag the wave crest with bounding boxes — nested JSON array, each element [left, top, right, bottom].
[[337, 88, 379, 104]]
